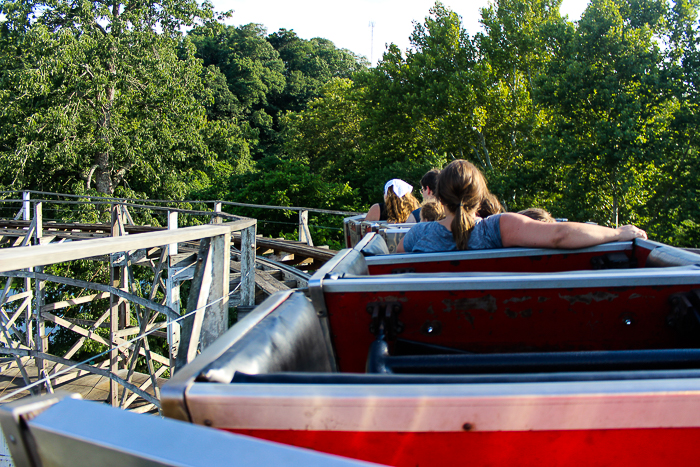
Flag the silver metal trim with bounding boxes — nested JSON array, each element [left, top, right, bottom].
[[185, 376, 700, 432], [308, 248, 354, 317], [0, 392, 81, 467], [23, 396, 375, 466], [321, 265, 700, 293], [188, 375, 700, 399], [635, 238, 665, 252], [647, 244, 700, 267], [365, 242, 634, 266]]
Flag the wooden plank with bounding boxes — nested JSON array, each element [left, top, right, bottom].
[[232, 233, 336, 262], [123, 363, 168, 410], [0, 348, 159, 406], [230, 269, 290, 296], [53, 309, 111, 375], [40, 310, 169, 367], [57, 318, 167, 339], [42, 311, 114, 349], [0, 221, 253, 273], [2, 270, 180, 321], [5, 304, 26, 331], [1, 291, 32, 304], [41, 292, 111, 312], [240, 225, 256, 307], [114, 322, 167, 339], [175, 239, 210, 371], [200, 233, 230, 350]]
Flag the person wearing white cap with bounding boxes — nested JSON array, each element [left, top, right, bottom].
[[365, 179, 420, 224]]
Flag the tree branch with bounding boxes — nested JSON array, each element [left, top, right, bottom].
[[85, 164, 99, 190]]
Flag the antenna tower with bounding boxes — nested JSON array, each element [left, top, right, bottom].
[[369, 21, 375, 66]]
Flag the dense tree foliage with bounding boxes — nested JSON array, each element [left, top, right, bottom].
[[0, 0, 252, 199], [1, 0, 698, 246], [279, 0, 699, 245]]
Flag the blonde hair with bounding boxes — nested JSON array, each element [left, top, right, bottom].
[[420, 201, 444, 222], [518, 208, 555, 223], [385, 186, 420, 223], [436, 160, 489, 250]]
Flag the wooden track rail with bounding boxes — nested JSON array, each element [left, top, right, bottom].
[[0, 219, 337, 268]]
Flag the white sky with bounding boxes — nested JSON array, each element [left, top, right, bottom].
[[211, 0, 590, 66]]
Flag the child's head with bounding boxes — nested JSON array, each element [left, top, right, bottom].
[[420, 201, 444, 222], [477, 193, 504, 218], [518, 207, 555, 223]]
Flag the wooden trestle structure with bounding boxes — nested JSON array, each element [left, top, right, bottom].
[[0, 192, 344, 412]]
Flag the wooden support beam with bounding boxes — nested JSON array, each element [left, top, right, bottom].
[[212, 202, 222, 224], [1, 270, 180, 321], [35, 266, 46, 375], [299, 210, 313, 246], [174, 238, 210, 372], [240, 225, 256, 307], [166, 210, 181, 370], [109, 204, 122, 407], [200, 232, 230, 349], [41, 292, 111, 312], [0, 220, 253, 273], [229, 269, 290, 296], [174, 231, 230, 370]]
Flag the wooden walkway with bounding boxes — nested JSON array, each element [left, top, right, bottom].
[[0, 358, 164, 413]]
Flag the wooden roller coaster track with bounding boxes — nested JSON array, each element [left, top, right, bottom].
[[0, 191, 353, 415]]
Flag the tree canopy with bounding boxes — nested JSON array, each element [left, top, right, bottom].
[[1, 0, 698, 246]]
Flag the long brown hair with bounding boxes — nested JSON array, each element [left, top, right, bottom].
[[385, 187, 420, 223], [436, 160, 488, 249]]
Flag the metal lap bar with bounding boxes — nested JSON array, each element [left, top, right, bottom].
[[366, 346, 700, 375], [230, 369, 700, 385], [0, 394, 376, 467]]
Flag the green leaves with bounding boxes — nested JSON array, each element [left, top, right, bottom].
[[1, 0, 698, 247], [0, 0, 250, 199]]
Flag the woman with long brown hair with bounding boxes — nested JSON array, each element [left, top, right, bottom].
[[365, 179, 420, 224], [397, 160, 646, 253]]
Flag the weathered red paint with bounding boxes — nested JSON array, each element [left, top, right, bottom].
[[326, 285, 695, 373]]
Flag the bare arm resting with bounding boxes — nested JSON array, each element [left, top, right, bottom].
[[396, 236, 406, 253], [365, 204, 381, 222], [500, 213, 647, 249]]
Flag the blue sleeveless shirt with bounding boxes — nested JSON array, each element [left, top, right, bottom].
[[403, 214, 503, 253]]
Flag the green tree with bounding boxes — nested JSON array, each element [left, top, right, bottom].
[[267, 29, 368, 113], [535, 0, 669, 225], [0, 0, 250, 198], [643, 0, 700, 245], [475, 0, 571, 209], [350, 3, 473, 200], [189, 23, 286, 158], [281, 78, 364, 185]]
